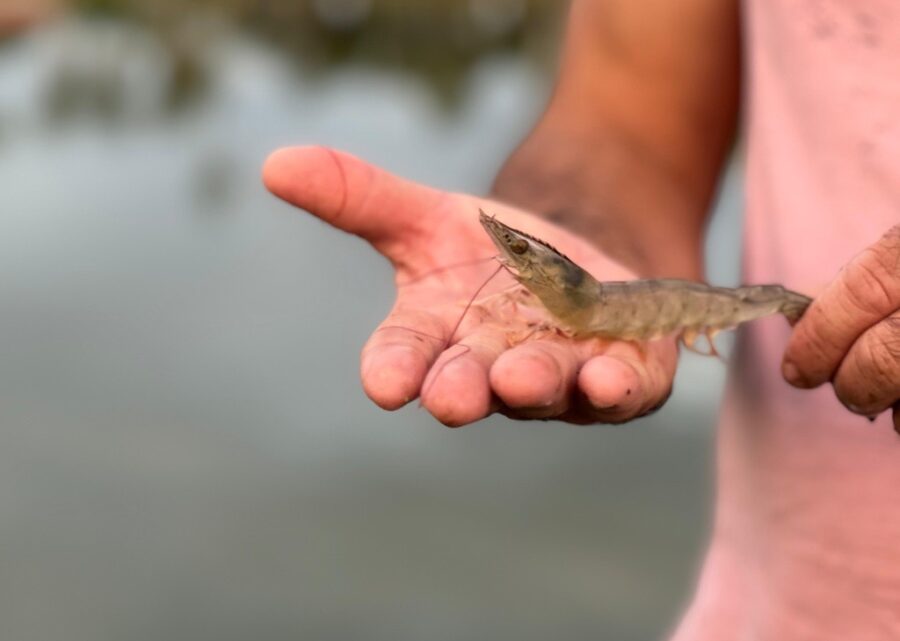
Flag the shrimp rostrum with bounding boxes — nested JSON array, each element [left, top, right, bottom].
[[478, 210, 811, 356]]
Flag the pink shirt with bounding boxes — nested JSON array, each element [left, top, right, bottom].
[[697, 0, 899, 627], [681, 5, 900, 635], [732, 0, 899, 429]]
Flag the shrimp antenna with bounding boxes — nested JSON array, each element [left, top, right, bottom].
[[445, 263, 504, 346], [419, 263, 505, 406], [399, 256, 499, 286]]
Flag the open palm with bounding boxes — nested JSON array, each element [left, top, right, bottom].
[[263, 146, 677, 426]]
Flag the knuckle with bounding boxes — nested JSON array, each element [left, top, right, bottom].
[[787, 304, 846, 375], [862, 335, 897, 385], [836, 329, 900, 413], [841, 258, 894, 316], [869, 314, 900, 368]]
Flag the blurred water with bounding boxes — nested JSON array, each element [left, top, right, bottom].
[[0, 15, 741, 641]]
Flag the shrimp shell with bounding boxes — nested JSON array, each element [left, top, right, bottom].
[[478, 211, 811, 354]]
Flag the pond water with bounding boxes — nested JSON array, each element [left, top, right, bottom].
[[0, 11, 741, 641]]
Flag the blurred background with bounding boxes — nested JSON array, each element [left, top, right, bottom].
[[0, 1, 744, 640]]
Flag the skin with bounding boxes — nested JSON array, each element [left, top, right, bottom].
[[0, 0, 57, 35], [783, 224, 900, 430], [264, 0, 739, 426], [263, 146, 676, 425], [492, 0, 740, 279], [264, 0, 900, 638]]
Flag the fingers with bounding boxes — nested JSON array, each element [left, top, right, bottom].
[[489, 338, 677, 424], [783, 225, 900, 388], [365, 318, 679, 426], [420, 328, 508, 427], [831, 311, 900, 416], [576, 341, 677, 423], [262, 145, 443, 250], [360, 310, 448, 411], [489, 341, 581, 419]]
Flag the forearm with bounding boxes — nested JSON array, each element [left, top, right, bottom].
[[492, 0, 740, 280], [492, 125, 712, 279]]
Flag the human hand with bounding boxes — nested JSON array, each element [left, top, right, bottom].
[[782, 225, 900, 432], [263, 146, 677, 426], [0, 0, 57, 35]]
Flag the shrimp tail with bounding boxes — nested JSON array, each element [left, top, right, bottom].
[[779, 291, 813, 324], [735, 284, 813, 324]]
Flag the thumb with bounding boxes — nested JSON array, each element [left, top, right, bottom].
[[262, 145, 442, 247]]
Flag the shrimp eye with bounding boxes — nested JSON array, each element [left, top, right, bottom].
[[509, 238, 529, 254]]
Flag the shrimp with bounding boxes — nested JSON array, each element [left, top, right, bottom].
[[478, 210, 811, 356]]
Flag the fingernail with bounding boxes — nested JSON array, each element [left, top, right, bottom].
[[845, 403, 869, 416], [587, 396, 618, 411], [781, 360, 804, 387]]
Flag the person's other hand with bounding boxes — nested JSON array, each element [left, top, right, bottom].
[[783, 225, 900, 431], [263, 146, 677, 426]]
